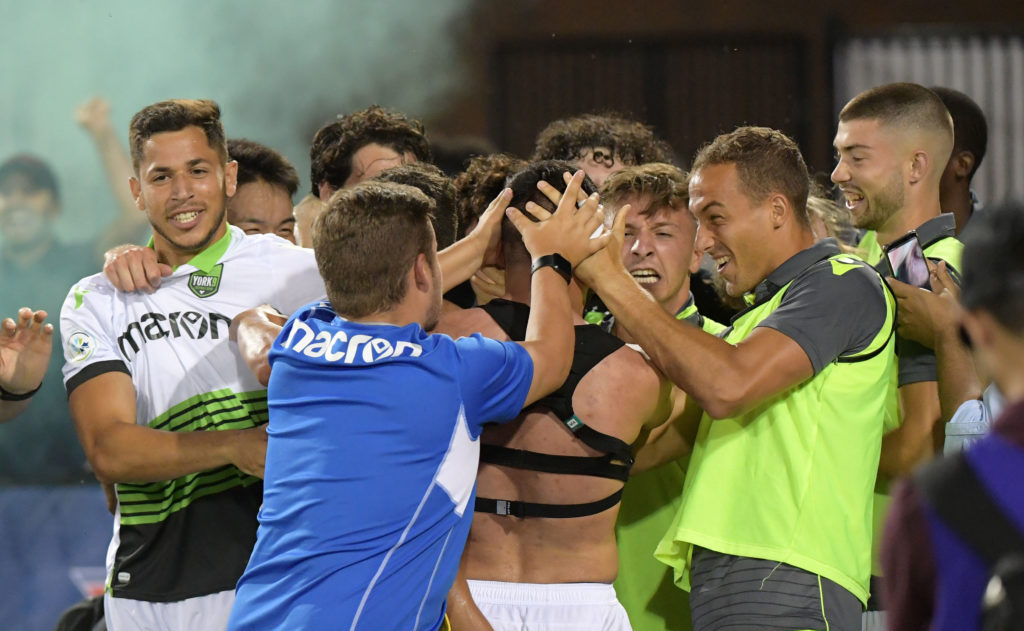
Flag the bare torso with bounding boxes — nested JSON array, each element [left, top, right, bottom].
[[434, 304, 670, 584]]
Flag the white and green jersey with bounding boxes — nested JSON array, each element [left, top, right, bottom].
[[60, 226, 325, 602]]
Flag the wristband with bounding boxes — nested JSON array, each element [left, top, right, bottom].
[[0, 382, 41, 401], [531, 253, 572, 284]]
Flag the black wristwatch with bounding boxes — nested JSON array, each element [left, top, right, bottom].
[[531, 253, 572, 284], [0, 382, 41, 401]]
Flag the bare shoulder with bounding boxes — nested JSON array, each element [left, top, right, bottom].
[[432, 307, 510, 342]]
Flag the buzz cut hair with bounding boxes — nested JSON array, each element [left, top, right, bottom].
[[839, 82, 953, 142]]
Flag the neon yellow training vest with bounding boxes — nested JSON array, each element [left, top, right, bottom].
[[655, 254, 897, 605]]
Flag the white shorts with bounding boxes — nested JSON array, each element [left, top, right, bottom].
[[467, 579, 632, 631], [104, 589, 234, 631]]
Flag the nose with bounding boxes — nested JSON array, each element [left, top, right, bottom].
[[830, 159, 848, 185], [630, 228, 654, 257], [169, 173, 193, 199], [695, 224, 713, 256]]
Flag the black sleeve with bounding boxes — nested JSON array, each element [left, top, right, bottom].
[[896, 337, 937, 387], [756, 261, 888, 375], [65, 359, 130, 397]]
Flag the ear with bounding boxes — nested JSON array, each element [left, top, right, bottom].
[[412, 252, 432, 294], [951, 151, 975, 180], [768, 193, 788, 229], [908, 150, 930, 185], [317, 181, 335, 202], [129, 176, 145, 211], [224, 160, 238, 198]]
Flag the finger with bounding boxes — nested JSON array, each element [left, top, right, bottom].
[[472, 269, 498, 285], [113, 259, 138, 293], [0, 318, 15, 338], [40, 323, 54, 339], [523, 201, 553, 221], [505, 206, 539, 235], [143, 258, 165, 289], [581, 201, 607, 236], [16, 308, 33, 329], [884, 276, 914, 297], [535, 180, 564, 207], [130, 256, 157, 293], [29, 310, 47, 335], [561, 171, 589, 203], [480, 189, 513, 225], [556, 170, 586, 215]]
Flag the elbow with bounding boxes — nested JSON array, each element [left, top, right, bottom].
[[697, 381, 750, 420]]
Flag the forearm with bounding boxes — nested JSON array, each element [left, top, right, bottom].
[[0, 399, 30, 424], [438, 233, 488, 293], [90, 125, 138, 220], [934, 329, 984, 423], [232, 307, 286, 386], [593, 267, 747, 416], [82, 421, 245, 484], [520, 268, 575, 403], [879, 382, 942, 477]]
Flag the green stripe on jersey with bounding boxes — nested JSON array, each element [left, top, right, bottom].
[[116, 388, 268, 525]]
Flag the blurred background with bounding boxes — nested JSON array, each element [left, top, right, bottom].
[[1, 0, 1022, 628]]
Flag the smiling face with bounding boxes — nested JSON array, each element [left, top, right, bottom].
[[831, 118, 906, 232], [620, 195, 700, 314], [130, 126, 236, 266], [228, 178, 296, 243], [689, 163, 778, 298]]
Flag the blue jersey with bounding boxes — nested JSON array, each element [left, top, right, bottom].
[[228, 302, 533, 630]]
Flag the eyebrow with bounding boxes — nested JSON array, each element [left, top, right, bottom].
[[148, 158, 211, 174], [834, 142, 871, 153], [694, 200, 723, 215]]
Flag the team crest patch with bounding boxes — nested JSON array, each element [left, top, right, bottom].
[[67, 331, 96, 362], [188, 264, 223, 298]]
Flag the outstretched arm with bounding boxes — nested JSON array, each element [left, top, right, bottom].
[[231, 305, 289, 386], [0, 308, 54, 423]]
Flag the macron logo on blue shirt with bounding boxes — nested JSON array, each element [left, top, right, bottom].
[[280, 319, 423, 364]]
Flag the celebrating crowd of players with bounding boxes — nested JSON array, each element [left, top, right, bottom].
[[2, 81, 1020, 631]]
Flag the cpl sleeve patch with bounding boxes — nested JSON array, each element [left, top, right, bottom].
[[67, 330, 97, 362]]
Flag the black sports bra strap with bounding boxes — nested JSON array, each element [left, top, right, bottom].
[[475, 489, 624, 519]]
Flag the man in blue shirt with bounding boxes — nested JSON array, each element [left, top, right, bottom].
[[228, 176, 609, 630]]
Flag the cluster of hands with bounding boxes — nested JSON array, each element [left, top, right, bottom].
[[885, 259, 962, 350]]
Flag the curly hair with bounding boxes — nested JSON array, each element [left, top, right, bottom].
[[532, 113, 673, 166], [309, 105, 432, 195], [451, 153, 527, 238]]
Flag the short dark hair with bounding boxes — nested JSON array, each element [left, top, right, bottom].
[[228, 138, 299, 197], [372, 162, 458, 249], [312, 181, 436, 318], [532, 113, 673, 166], [691, 126, 810, 225], [129, 99, 228, 172], [931, 86, 988, 179], [502, 160, 598, 261], [0, 154, 60, 203], [309, 105, 432, 194], [599, 162, 688, 218], [960, 203, 1024, 335], [452, 153, 527, 239], [839, 83, 952, 139]]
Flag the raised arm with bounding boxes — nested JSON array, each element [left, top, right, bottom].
[[76, 96, 149, 251], [68, 371, 269, 483], [0, 308, 53, 423], [507, 170, 611, 404], [437, 189, 510, 293]]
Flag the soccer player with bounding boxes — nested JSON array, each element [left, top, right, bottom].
[[61, 99, 326, 630], [226, 174, 609, 629]]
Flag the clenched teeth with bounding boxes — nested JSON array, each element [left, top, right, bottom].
[[631, 269, 660, 285]]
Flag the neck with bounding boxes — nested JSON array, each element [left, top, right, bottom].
[[346, 301, 422, 328], [505, 258, 584, 315], [2, 235, 54, 269], [663, 276, 693, 316], [876, 188, 943, 246], [993, 338, 1024, 406], [765, 226, 817, 279], [153, 222, 227, 268], [945, 187, 974, 235]]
